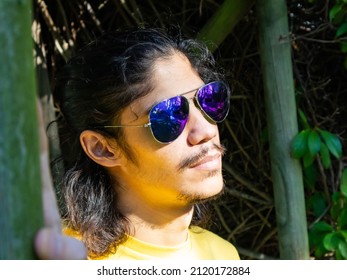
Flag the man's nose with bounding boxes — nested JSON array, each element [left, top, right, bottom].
[[185, 101, 218, 145]]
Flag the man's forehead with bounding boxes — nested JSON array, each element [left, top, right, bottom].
[[122, 52, 204, 120]]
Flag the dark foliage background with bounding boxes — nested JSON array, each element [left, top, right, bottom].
[[33, 0, 347, 259]]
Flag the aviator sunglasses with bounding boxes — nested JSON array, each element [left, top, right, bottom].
[[103, 81, 230, 144]]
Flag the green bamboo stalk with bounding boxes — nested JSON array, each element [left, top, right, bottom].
[[0, 0, 43, 259], [256, 0, 309, 259], [197, 0, 255, 51]]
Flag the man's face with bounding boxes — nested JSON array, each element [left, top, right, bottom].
[[112, 52, 225, 212]]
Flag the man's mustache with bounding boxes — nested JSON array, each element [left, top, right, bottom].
[[177, 144, 226, 172]]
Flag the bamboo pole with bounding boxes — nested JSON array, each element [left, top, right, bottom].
[[256, 0, 310, 259], [0, 0, 43, 259], [197, 0, 255, 52]]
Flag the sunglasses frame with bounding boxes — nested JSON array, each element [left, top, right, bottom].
[[102, 81, 230, 144]]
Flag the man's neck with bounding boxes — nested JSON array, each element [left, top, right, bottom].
[[121, 202, 194, 246]]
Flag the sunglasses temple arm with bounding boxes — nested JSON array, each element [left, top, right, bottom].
[[103, 123, 151, 128]]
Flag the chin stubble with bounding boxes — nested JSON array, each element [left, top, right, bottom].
[[177, 184, 225, 204], [175, 143, 226, 204]]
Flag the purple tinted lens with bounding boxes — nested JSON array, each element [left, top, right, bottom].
[[197, 81, 230, 122], [149, 96, 189, 143]]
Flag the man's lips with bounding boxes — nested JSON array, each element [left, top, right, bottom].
[[188, 153, 221, 169], [177, 144, 226, 172]]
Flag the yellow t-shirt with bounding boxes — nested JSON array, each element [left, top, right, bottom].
[[91, 226, 240, 260]]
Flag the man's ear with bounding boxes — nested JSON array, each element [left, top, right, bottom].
[[79, 130, 121, 167]]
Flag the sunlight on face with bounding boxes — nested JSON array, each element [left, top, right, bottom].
[[111, 52, 224, 212]]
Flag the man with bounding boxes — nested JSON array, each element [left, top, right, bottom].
[[36, 27, 239, 260]]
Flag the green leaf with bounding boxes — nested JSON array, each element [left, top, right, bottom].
[[341, 230, 347, 239], [338, 240, 347, 259], [303, 149, 316, 168], [331, 192, 342, 220], [332, 191, 342, 204], [323, 232, 341, 250], [311, 221, 333, 233], [338, 209, 347, 229], [309, 221, 332, 251], [309, 229, 326, 248], [291, 129, 309, 159], [307, 129, 321, 157], [341, 169, 347, 197], [298, 109, 310, 129], [329, 5, 341, 21], [319, 130, 342, 159], [329, 4, 344, 23], [309, 231, 320, 247], [331, 203, 342, 221], [319, 142, 331, 169], [309, 193, 327, 218], [336, 22, 347, 38], [336, 247, 344, 259], [315, 243, 328, 259]]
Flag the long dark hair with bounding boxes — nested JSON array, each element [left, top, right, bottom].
[[53, 27, 225, 257]]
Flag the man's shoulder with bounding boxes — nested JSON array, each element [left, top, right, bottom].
[[189, 226, 232, 245], [189, 226, 240, 259]]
